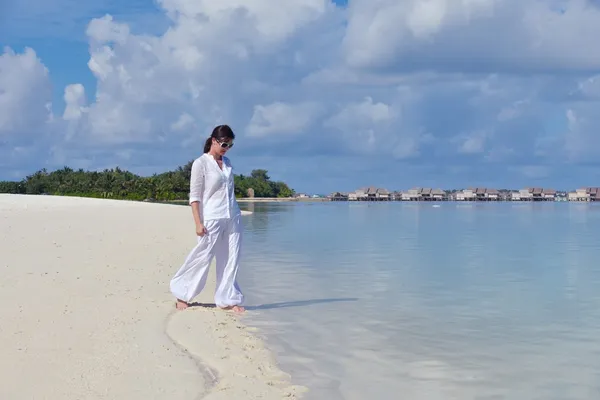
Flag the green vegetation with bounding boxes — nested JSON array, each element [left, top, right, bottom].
[[0, 163, 295, 201]]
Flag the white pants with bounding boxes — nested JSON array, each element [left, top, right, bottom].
[[170, 215, 244, 307]]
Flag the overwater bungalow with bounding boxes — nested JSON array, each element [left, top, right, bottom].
[[419, 188, 433, 201], [542, 189, 557, 201], [398, 187, 446, 201], [335, 185, 597, 202], [347, 187, 391, 201], [391, 191, 403, 201], [348, 188, 367, 201], [368, 187, 391, 201], [486, 188, 500, 201], [401, 188, 421, 201], [511, 189, 530, 201], [568, 187, 600, 202], [329, 192, 349, 201], [455, 189, 476, 201], [509, 188, 556, 201], [568, 188, 591, 202], [457, 187, 500, 201], [530, 187, 543, 200], [431, 189, 447, 201]]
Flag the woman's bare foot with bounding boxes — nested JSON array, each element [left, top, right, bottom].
[[231, 305, 245, 314], [175, 299, 189, 310], [220, 305, 245, 314]]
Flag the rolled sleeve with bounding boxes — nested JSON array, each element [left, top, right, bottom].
[[188, 158, 204, 205]]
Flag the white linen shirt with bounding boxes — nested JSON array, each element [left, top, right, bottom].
[[188, 153, 241, 221]]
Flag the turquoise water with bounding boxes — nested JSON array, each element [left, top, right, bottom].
[[236, 201, 600, 400]]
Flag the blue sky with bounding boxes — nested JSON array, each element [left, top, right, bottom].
[[2, 0, 600, 194]]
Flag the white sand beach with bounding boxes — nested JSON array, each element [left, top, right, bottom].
[[0, 194, 306, 399]]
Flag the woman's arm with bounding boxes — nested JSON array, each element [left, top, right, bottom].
[[190, 202, 203, 227], [188, 159, 205, 228]]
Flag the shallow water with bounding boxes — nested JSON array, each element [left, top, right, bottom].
[[237, 201, 600, 400]]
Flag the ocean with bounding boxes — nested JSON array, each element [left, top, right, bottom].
[[236, 201, 600, 400]]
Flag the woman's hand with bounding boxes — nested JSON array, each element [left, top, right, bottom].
[[196, 223, 208, 237]]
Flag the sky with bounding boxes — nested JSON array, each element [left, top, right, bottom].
[[2, 0, 600, 194]]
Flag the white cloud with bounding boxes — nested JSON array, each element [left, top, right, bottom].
[[0, 47, 52, 140], [86, 15, 131, 44], [454, 130, 491, 155], [4, 0, 600, 189], [342, 0, 600, 73], [497, 99, 530, 122], [170, 113, 195, 132], [325, 96, 402, 154], [509, 165, 551, 179], [54, 0, 341, 148], [63, 84, 88, 121], [247, 102, 321, 138], [392, 129, 435, 160], [326, 96, 394, 129], [406, 0, 452, 39], [157, 0, 329, 47], [576, 75, 600, 100], [562, 106, 600, 163]]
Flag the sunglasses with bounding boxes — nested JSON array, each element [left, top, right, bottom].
[[216, 139, 234, 149]]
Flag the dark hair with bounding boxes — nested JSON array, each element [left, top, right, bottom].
[[204, 124, 235, 153]]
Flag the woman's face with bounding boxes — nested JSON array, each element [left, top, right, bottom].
[[212, 137, 234, 156]]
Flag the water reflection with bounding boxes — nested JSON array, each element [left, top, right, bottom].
[[238, 202, 600, 400], [239, 201, 301, 243], [245, 297, 358, 311]]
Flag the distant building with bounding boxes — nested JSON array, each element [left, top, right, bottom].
[[455, 188, 500, 201], [349, 188, 367, 201], [331, 185, 597, 202], [391, 191, 403, 201], [516, 188, 530, 201], [568, 187, 600, 202], [401, 188, 421, 201], [431, 189, 447, 201], [347, 187, 390, 201], [374, 188, 391, 200], [399, 187, 446, 201], [420, 188, 432, 201], [568, 188, 590, 202], [329, 192, 349, 201], [486, 189, 500, 200], [456, 189, 475, 201], [511, 189, 530, 201], [543, 189, 557, 201], [529, 187, 544, 200], [510, 188, 556, 201]]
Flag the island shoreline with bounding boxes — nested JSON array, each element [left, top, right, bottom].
[[0, 194, 306, 400]]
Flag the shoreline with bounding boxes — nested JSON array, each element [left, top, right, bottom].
[[163, 198, 329, 203], [0, 194, 306, 399], [236, 197, 329, 202]]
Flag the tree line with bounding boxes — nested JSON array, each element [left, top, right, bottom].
[[0, 161, 295, 201]]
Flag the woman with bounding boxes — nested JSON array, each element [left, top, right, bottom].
[[170, 124, 245, 313]]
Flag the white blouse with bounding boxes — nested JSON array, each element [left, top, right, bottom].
[[188, 153, 241, 221]]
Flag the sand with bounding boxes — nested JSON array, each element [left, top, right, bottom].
[[0, 194, 306, 399]]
